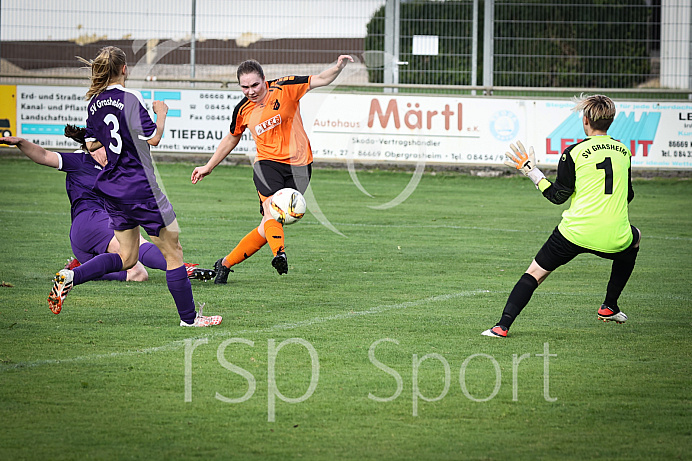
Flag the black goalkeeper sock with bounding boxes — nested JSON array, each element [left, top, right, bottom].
[[603, 247, 639, 310], [498, 273, 539, 329]]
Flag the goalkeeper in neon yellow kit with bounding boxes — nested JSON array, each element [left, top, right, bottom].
[[483, 94, 641, 338]]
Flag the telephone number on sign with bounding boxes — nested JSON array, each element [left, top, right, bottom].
[[204, 104, 234, 111], [199, 93, 225, 99], [466, 154, 504, 162], [206, 115, 231, 121], [673, 151, 692, 157]]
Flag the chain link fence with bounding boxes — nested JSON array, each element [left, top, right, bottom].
[[493, 1, 657, 88], [0, 0, 689, 92]]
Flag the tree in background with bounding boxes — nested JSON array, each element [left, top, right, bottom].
[[365, 1, 474, 85], [365, 0, 652, 88], [495, 0, 651, 87]]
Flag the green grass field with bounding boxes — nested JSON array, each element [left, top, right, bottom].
[[0, 157, 690, 460]]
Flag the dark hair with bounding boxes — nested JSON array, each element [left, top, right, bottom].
[[237, 59, 265, 81], [78, 46, 127, 100], [64, 124, 87, 150]]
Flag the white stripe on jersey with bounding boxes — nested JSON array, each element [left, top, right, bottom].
[[106, 84, 156, 141], [106, 84, 146, 107]]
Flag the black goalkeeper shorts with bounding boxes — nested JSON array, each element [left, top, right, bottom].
[[535, 226, 640, 272]]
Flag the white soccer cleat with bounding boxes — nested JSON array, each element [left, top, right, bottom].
[[180, 303, 222, 327], [597, 305, 628, 324], [48, 269, 74, 315], [481, 325, 508, 338]]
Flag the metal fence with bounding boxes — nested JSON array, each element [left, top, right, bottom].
[[492, 1, 658, 88], [1, 0, 690, 92]]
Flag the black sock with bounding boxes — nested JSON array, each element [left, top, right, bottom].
[[603, 247, 639, 311], [498, 273, 539, 329]]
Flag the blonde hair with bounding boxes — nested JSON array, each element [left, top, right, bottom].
[[571, 93, 616, 131], [78, 46, 127, 100]]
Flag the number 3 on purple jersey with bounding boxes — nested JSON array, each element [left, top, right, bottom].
[[104, 113, 122, 154]]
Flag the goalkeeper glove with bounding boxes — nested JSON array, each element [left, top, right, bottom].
[[504, 141, 546, 188]]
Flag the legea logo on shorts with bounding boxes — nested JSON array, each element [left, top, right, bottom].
[[255, 114, 282, 136]]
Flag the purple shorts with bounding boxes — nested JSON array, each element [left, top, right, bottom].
[[104, 195, 176, 237], [70, 209, 114, 263]]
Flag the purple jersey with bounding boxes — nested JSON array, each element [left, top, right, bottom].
[[57, 150, 106, 222], [85, 84, 163, 204]]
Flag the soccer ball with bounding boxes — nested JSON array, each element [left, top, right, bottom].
[[269, 188, 306, 225]]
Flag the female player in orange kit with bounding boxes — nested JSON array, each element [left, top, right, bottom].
[[191, 55, 353, 283]]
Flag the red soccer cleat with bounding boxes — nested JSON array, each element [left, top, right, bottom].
[[184, 263, 216, 282], [64, 257, 81, 270], [597, 304, 628, 324], [481, 325, 508, 338]]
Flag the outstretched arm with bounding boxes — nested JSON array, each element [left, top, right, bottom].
[[504, 141, 547, 188], [309, 55, 354, 90], [191, 132, 242, 184], [504, 140, 576, 204], [0, 136, 60, 168]]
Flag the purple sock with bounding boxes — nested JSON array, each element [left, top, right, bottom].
[[166, 265, 196, 324], [72, 253, 123, 285], [94, 271, 128, 282], [139, 242, 167, 271]]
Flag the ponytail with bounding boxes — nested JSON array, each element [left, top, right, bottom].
[[64, 124, 87, 150], [78, 46, 127, 100]]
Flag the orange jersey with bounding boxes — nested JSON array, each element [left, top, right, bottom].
[[230, 75, 313, 166]]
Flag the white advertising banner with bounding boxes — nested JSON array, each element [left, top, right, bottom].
[[15, 86, 88, 150], [304, 93, 528, 165], [534, 100, 692, 169], [13, 85, 258, 154], [6, 85, 692, 169]]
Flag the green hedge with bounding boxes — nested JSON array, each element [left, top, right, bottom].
[[365, 0, 652, 88]]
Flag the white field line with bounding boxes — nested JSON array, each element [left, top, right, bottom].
[[1, 290, 488, 372], [2, 286, 689, 373]]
